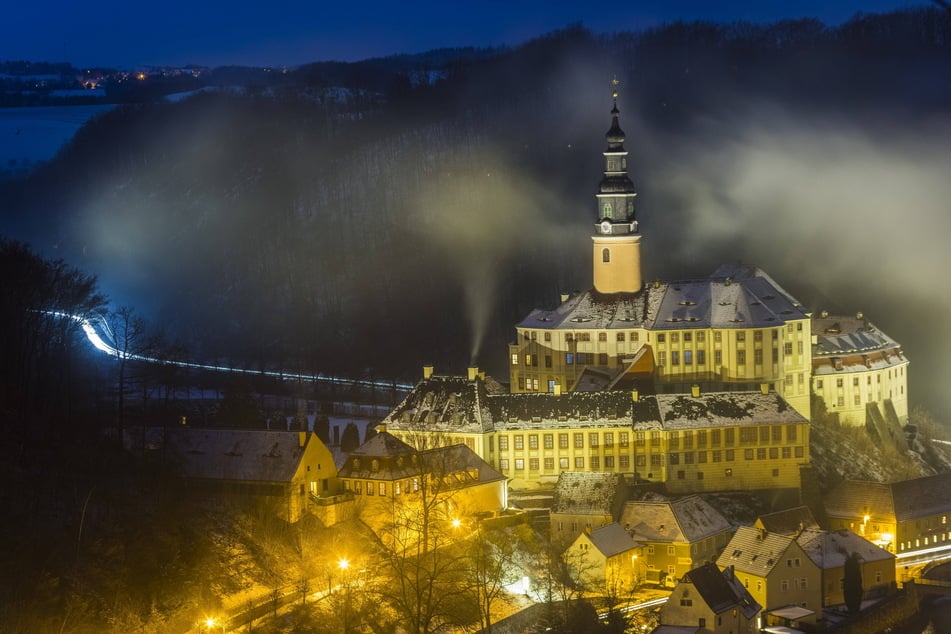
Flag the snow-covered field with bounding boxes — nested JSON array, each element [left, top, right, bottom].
[[0, 104, 113, 172]]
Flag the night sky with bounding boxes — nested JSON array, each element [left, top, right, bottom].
[[5, 0, 922, 68]]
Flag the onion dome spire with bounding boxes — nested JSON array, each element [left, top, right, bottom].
[[606, 77, 626, 151]]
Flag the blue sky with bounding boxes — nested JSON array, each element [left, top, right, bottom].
[[3, 1, 925, 68]]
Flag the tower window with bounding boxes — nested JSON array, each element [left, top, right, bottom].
[[602, 202, 612, 217], [602, 248, 611, 263]]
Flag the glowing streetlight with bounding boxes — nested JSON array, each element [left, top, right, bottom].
[[338, 557, 350, 571], [451, 518, 461, 529]]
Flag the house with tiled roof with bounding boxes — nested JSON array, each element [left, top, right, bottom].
[[332, 428, 507, 534], [156, 428, 337, 522], [795, 528, 895, 607], [620, 496, 733, 586], [811, 312, 908, 427], [754, 506, 819, 536], [657, 562, 760, 634], [568, 522, 643, 593], [550, 471, 628, 544], [716, 526, 822, 628], [824, 473, 951, 558], [383, 372, 810, 494]]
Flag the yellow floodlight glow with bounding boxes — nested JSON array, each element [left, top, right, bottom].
[[338, 557, 350, 571]]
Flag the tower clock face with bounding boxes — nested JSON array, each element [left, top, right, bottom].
[[601, 221, 612, 234]]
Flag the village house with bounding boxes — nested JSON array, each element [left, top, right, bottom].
[[619, 496, 733, 587], [656, 562, 761, 634], [716, 526, 822, 629], [795, 528, 896, 607], [144, 427, 337, 523], [568, 522, 643, 594], [330, 428, 508, 535], [550, 471, 628, 544]]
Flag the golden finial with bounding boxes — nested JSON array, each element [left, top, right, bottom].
[[612, 76, 620, 100]]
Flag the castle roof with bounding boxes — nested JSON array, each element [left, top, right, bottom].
[[381, 375, 805, 435], [823, 473, 951, 522], [811, 314, 907, 375], [620, 495, 731, 544], [516, 264, 808, 332]]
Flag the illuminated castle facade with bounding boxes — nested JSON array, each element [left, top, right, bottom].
[[383, 88, 907, 491], [508, 89, 907, 427]]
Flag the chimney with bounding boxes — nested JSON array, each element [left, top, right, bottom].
[[423, 364, 434, 379], [479, 371, 486, 381], [377, 423, 387, 434], [553, 383, 562, 396], [631, 389, 639, 403], [759, 383, 769, 395], [299, 431, 307, 447], [467, 366, 479, 381], [560, 293, 570, 304], [691, 384, 701, 398]]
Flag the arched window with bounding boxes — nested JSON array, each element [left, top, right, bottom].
[[602, 248, 611, 263]]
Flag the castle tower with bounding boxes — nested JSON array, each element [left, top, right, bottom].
[[592, 81, 642, 294]]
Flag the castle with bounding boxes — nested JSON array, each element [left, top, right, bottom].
[[382, 86, 908, 490]]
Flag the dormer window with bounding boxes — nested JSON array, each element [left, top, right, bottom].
[[371, 459, 379, 472]]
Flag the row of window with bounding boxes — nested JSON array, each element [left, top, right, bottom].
[[499, 455, 633, 471], [897, 532, 951, 552], [341, 477, 420, 497], [658, 346, 803, 368], [497, 431, 631, 451], [494, 426, 800, 453], [513, 352, 613, 368], [517, 323, 805, 348], [817, 367, 905, 391]]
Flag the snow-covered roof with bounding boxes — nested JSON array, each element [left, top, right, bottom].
[[812, 315, 901, 358], [795, 529, 894, 570], [716, 526, 804, 577], [384, 376, 803, 435], [516, 264, 808, 333], [552, 472, 627, 515], [160, 428, 312, 483], [755, 506, 819, 536], [634, 392, 807, 431], [620, 495, 732, 544], [338, 433, 505, 487], [683, 562, 761, 619], [585, 522, 642, 558]]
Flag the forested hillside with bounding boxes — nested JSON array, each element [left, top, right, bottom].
[[3, 8, 951, 406]]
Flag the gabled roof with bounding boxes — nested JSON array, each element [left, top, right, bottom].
[[683, 562, 761, 619], [716, 526, 805, 577], [824, 473, 951, 522], [620, 496, 731, 544], [338, 433, 505, 487], [585, 522, 642, 558], [552, 472, 627, 515], [755, 506, 819, 536], [796, 529, 895, 569], [161, 428, 313, 483]]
